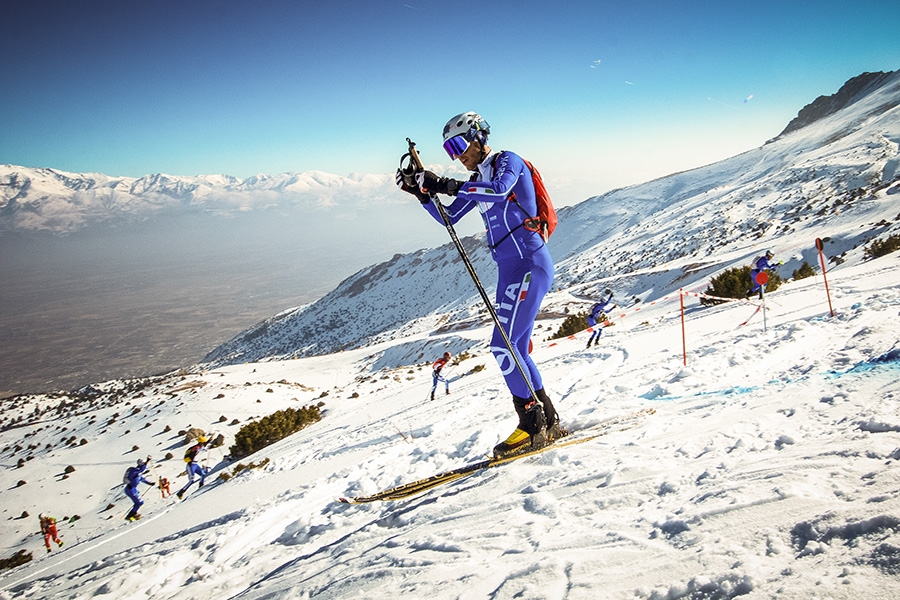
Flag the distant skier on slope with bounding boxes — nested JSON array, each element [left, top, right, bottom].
[[124, 457, 155, 521], [395, 111, 562, 458], [746, 250, 780, 299], [586, 289, 616, 348], [176, 436, 211, 499], [431, 351, 452, 401], [39, 514, 64, 552], [158, 476, 171, 499]]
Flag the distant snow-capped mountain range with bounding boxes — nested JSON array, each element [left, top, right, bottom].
[[203, 70, 900, 368], [0, 167, 413, 233], [0, 161, 480, 234]]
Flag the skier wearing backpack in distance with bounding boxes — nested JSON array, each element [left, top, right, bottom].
[[177, 435, 210, 499], [124, 457, 155, 521], [431, 351, 452, 401], [38, 514, 63, 552], [395, 111, 562, 458], [746, 250, 780, 299], [586, 289, 616, 348]]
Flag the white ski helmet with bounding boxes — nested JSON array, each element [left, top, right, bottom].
[[442, 111, 490, 143]]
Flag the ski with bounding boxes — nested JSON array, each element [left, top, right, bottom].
[[337, 407, 655, 504]]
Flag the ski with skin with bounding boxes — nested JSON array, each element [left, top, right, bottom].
[[337, 407, 655, 504]]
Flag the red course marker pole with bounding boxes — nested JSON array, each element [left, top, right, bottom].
[[815, 238, 835, 317]]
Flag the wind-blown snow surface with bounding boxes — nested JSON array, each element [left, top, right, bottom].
[[2, 253, 900, 599]]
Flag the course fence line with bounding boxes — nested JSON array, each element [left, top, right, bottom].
[[552, 289, 765, 364], [550, 239, 836, 364]]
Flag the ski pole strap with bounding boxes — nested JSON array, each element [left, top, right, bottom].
[[486, 195, 542, 251], [488, 223, 525, 250]]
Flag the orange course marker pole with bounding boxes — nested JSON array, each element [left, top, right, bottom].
[[680, 289, 687, 366], [815, 238, 835, 317]]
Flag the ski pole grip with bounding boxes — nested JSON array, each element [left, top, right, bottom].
[[406, 138, 425, 171]]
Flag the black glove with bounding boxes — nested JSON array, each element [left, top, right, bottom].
[[395, 168, 431, 204], [417, 171, 461, 196]]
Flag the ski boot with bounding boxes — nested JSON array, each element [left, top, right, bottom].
[[535, 388, 567, 441], [493, 396, 547, 459]]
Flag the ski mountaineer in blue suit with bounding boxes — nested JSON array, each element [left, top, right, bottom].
[[124, 457, 155, 521], [395, 111, 562, 458], [746, 250, 779, 299], [586, 289, 616, 348]]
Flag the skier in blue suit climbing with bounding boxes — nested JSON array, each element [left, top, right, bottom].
[[747, 250, 779, 299], [124, 457, 155, 521], [586, 289, 616, 348], [395, 111, 561, 458]]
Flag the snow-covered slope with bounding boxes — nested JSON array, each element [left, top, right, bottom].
[[1, 240, 899, 599], [203, 70, 900, 367]]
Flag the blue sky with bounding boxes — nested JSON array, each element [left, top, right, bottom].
[[2, 0, 898, 204]]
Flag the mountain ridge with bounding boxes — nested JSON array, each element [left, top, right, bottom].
[[773, 69, 899, 140], [203, 71, 900, 369]]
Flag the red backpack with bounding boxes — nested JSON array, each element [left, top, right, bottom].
[[489, 153, 558, 243], [522, 159, 558, 242]]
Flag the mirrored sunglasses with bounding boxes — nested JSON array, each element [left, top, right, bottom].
[[443, 135, 469, 159]]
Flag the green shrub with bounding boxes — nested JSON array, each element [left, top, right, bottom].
[[792, 261, 817, 280], [451, 350, 471, 365], [229, 405, 321, 459], [865, 234, 900, 259], [701, 265, 783, 305], [218, 457, 271, 482], [549, 312, 588, 340]]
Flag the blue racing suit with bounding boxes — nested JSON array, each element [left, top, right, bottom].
[[586, 296, 615, 346], [422, 150, 553, 399], [124, 463, 153, 518], [749, 255, 776, 295]]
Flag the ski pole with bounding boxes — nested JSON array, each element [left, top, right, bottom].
[[403, 138, 540, 405]]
